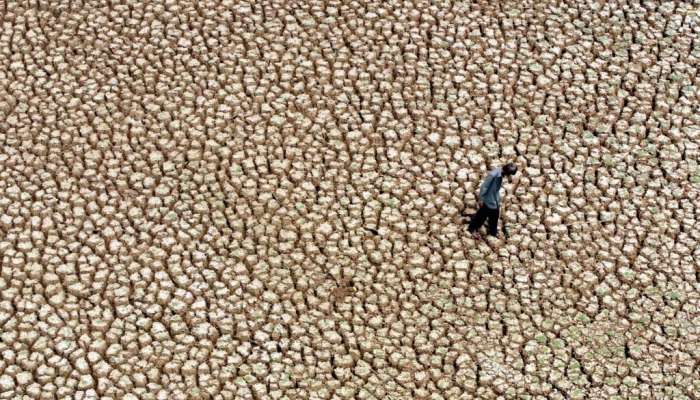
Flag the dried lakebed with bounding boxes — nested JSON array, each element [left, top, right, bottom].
[[0, 0, 698, 399]]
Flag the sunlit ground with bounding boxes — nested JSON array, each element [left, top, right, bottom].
[[0, 1, 698, 399]]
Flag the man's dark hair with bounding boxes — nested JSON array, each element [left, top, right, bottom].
[[503, 163, 518, 176]]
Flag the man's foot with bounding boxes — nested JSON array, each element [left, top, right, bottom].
[[471, 231, 482, 240]]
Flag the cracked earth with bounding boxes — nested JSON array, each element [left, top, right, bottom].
[[0, 0, 699, 399]]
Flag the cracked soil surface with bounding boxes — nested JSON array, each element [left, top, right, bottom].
[[0, 0, 699, 399]]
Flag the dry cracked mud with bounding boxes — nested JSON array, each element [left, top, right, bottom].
[[0, 0, 699, 399]]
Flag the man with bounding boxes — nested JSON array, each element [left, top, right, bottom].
[[467, 163, 518, 239]]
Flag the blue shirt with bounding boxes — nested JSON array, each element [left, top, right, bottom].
[[479, 168, 503, 209]]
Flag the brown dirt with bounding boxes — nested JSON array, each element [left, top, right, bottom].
[[0, 0, 698, 399]]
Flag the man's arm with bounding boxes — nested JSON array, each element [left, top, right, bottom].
[[478, 175, 493, 200], [511, 175, 521, 193], [507, 175, 521, 203], [501, 175, 520, 237]]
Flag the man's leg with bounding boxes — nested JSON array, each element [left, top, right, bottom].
[[468, 205, 489, 233], [487, 207, 500, 237]]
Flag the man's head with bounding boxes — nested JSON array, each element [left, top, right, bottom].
[[502, 163, 518, 177]]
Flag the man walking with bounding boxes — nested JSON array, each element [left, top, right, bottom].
[[467, 163, 518, 239]]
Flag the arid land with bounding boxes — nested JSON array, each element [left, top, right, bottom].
[[0, 1, 698, 399]]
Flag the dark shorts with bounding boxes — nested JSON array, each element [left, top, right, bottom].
[[467, 205, 499, 236]]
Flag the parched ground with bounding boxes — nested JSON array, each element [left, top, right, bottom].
[[0, 0, 698, 399]]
